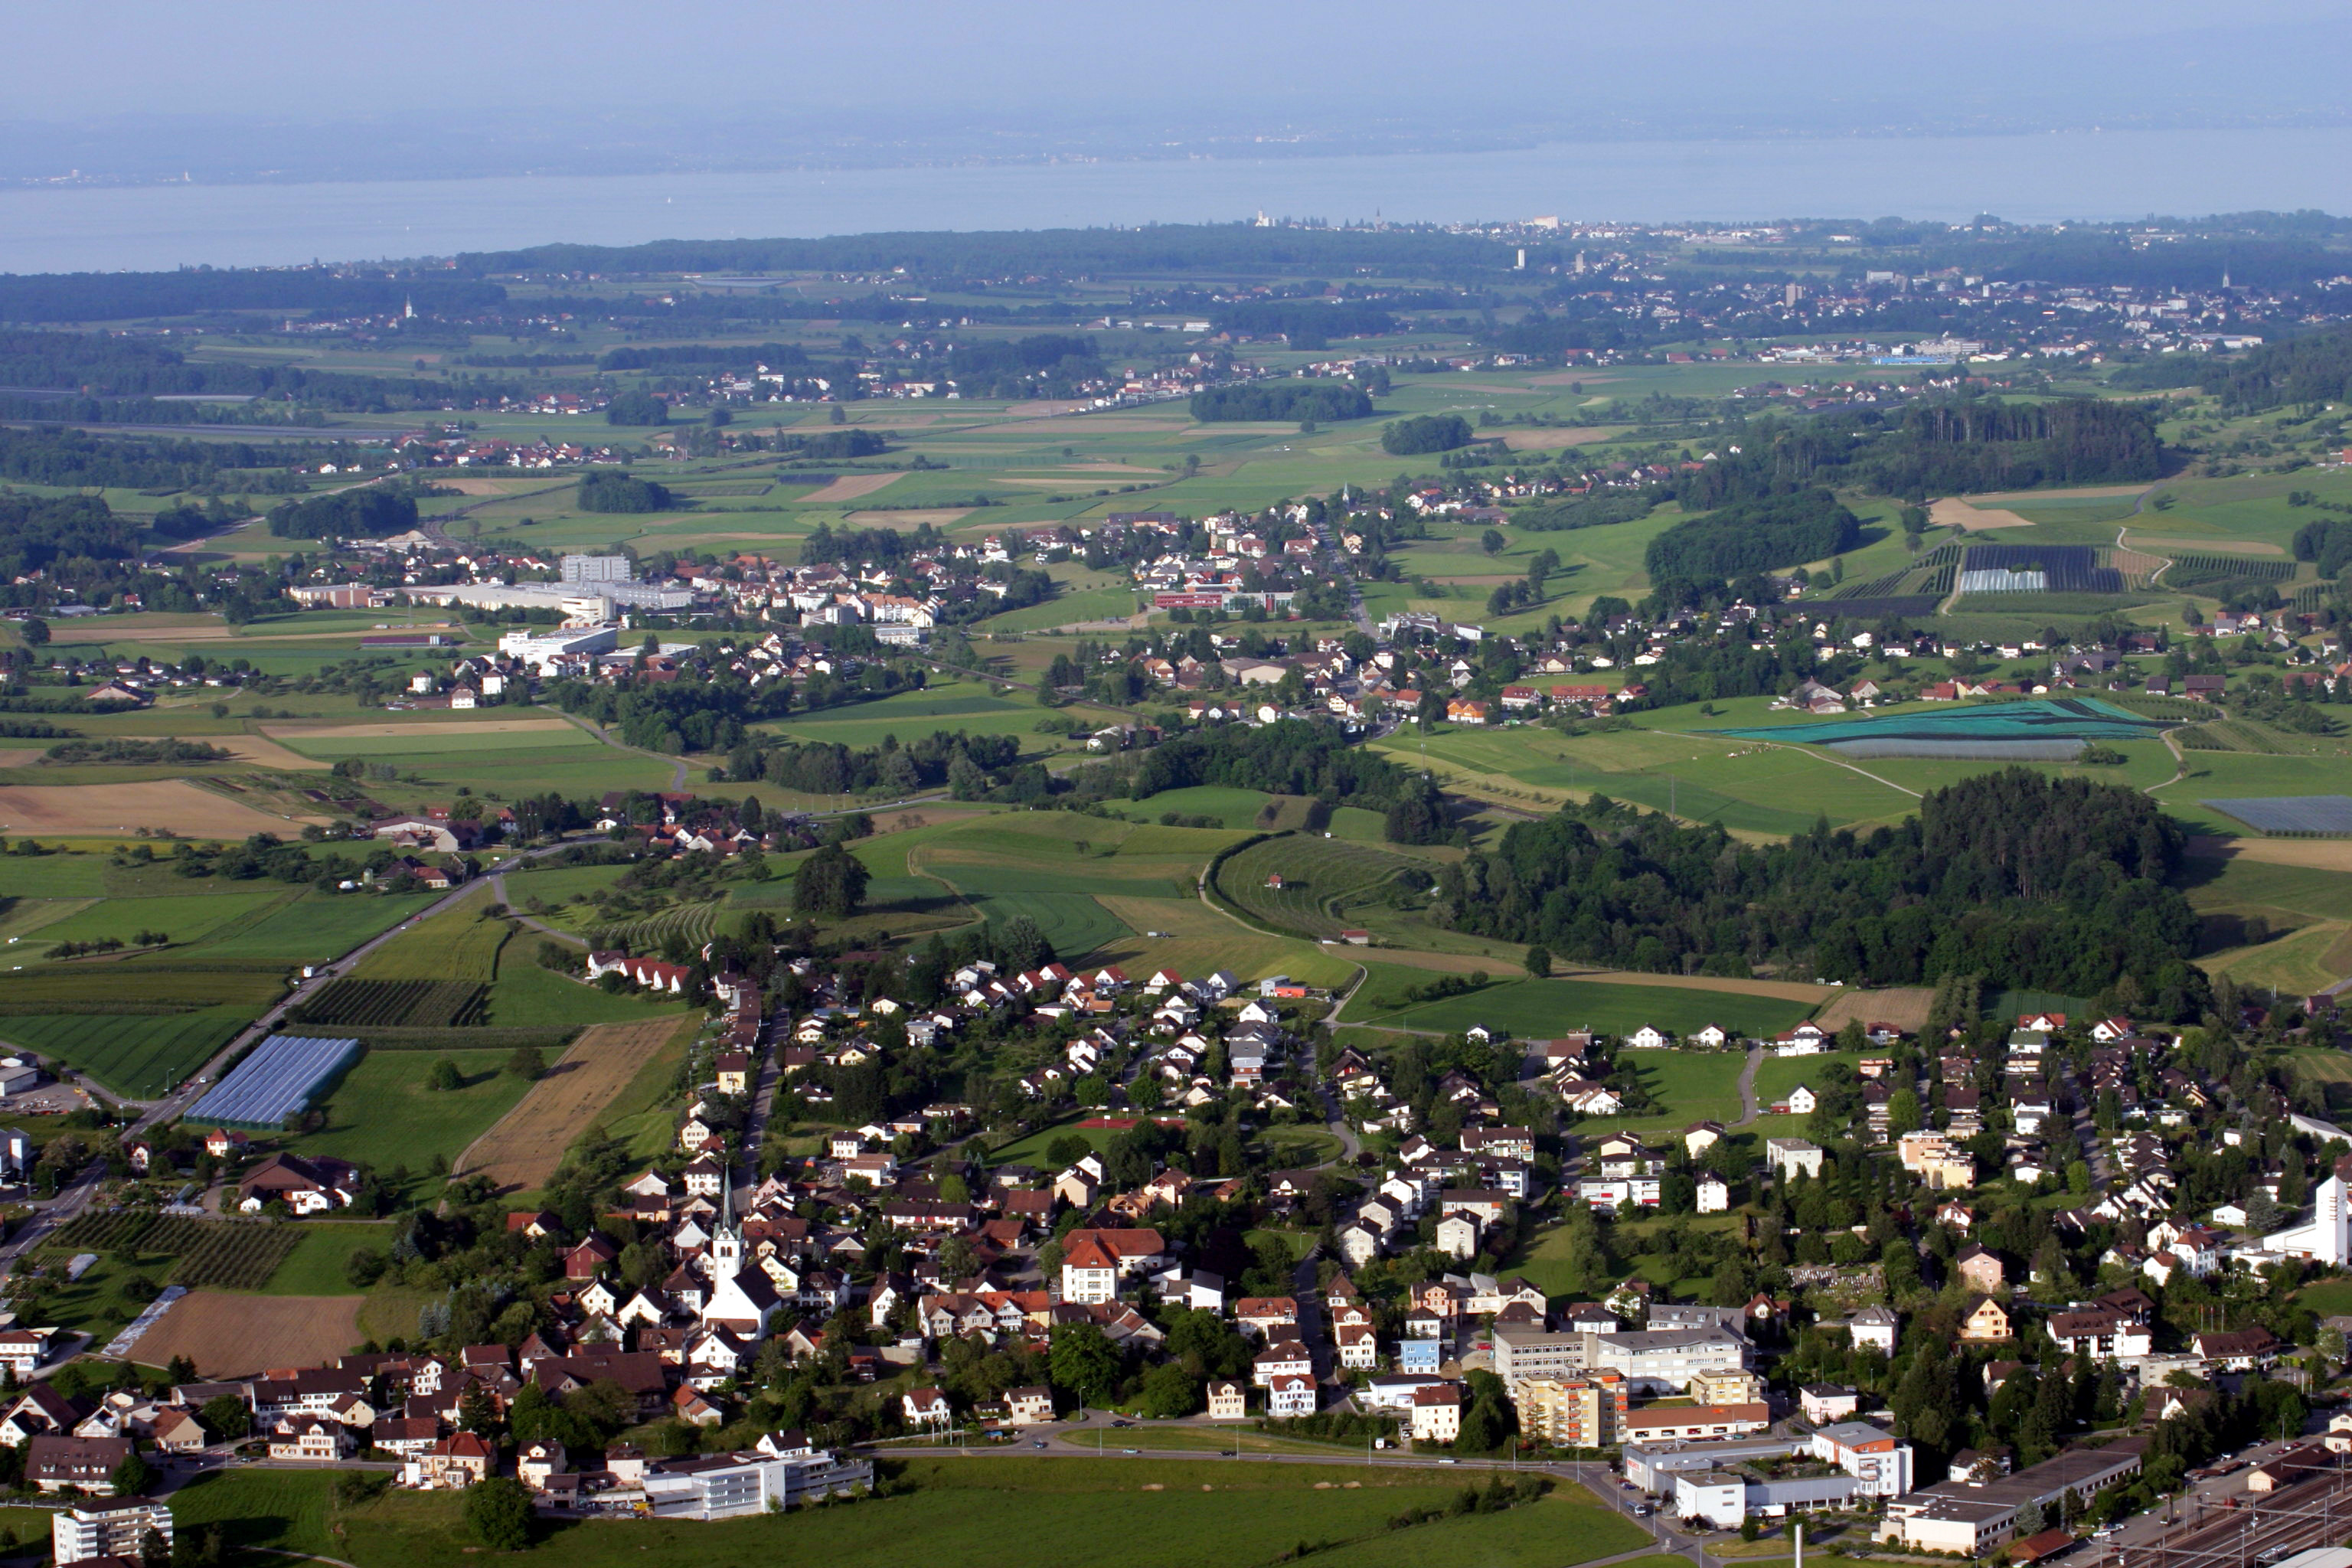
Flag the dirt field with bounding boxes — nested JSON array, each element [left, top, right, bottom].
[[264, 717, 576, 743], [1931, 498, 2034, 531], [133, 1292, 363, 1377], [189, 735, 326, 770], [1815, 986, 1936, 1034], [800, 472, 904, 505], [1968, 483, 2150, 503], [0, 750, 41, 769], [456, 1018, 688, 1191], [2190, 836, 2352, 872], [0, 781, 330, 836]]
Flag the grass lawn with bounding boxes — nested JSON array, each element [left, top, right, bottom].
[[249, 1220, 391, 1297], [1576, 1050, 1750, 1132], [290, 1047, 531, 1176], [162, 1455, 1646, 1568], [991, 1116, 1124, 1168], [485, 960, 694, 1027]]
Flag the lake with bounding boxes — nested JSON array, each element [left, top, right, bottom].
[[5, 126, 2352, 272]]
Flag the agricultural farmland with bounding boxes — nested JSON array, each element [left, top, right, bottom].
[[289, 977, 488, 1029], [455, 1018, 691, 1193], [47, 1212, 302, 1290], [130, 1292, 363, 1378], [1213, 835, 1426, 939]]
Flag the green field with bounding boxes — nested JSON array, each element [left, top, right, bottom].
[[1354, 975, 1815, 1040], [289, 1047, 531, 1174], [162, 1459, 1647, 1568], [483, 959, 695, 1027], [185, 890, 441, 964], [0, 1003, 259, 1096], [350, 897, 510, 982], [1129, 786, 1279, 828]]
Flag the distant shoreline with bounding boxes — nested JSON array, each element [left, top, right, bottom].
[[3, 125, 2352, 273]]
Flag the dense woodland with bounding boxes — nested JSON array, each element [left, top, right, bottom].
[[1438, 772, 2207, 1011], [266, 488, 420, 541], [1683, 397, 2165, 506], [2190, 323, 2352, 413], [1643, 488, 1863, 589], [1189, 381, 1375, 422]]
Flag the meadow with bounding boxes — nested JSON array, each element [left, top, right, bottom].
[[289, 1047, 533, 1174], [162, 1459, 1648, 1568], [1352, 975, 1817, 1041]]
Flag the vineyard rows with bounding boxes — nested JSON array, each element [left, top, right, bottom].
[[49, 1212, 299, 1291]]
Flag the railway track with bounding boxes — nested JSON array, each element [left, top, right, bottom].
[[2121, 1465, 2352, 1568]]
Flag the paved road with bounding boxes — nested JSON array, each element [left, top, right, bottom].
[[1730, 1042, 1765, 1127]]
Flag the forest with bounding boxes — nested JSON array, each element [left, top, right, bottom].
[[576, 472, 675, 514], [2193, 324, 2352, 413], [1643, 488, 1862, 589], [0, 493, 145, 579], [0, 426, 312, 491], [266, 488, 420, 541], [1436, 771, 2207, 1011], [1680, 397, 2164, 505], [1119, 718, 1405, 809], [1188, 380, 1375, 423], [937, 334, 1106, 397], [0, 270, 505, 324]]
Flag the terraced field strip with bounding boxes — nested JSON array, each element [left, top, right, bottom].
[[454, 1016, 691, 1192], [1214, 835, 1423, 939]]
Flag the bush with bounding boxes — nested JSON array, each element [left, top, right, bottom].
[[464, 1477, 535, 1550]]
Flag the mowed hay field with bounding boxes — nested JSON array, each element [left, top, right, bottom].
[[133, 1292, 362, 1377], [0, 781, 332, 835], [456, 1018, 689, 1191], [1814, 987, 1936, 1034]]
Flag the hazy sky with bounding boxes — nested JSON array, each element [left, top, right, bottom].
[[8, 1, 2351, 178]]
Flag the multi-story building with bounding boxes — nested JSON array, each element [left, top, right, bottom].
[[1514, 1373, 1628, 1447], [52, 1498, 172, 1565]]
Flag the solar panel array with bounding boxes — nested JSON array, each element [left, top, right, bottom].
[[2203, 796, 2352, 835], [186, 1034, 360, 1129]]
